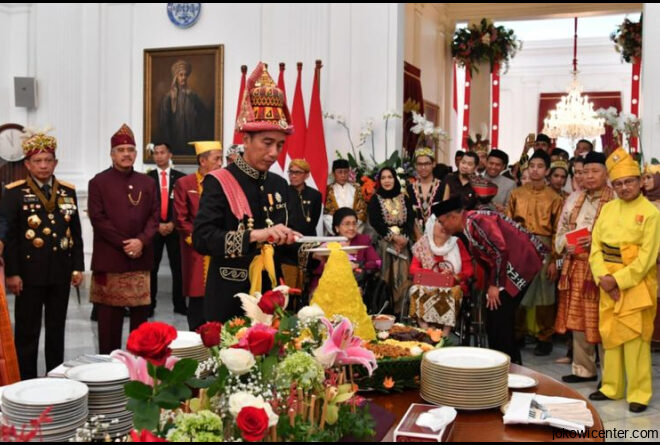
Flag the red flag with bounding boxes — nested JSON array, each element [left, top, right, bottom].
[[276, 63, 289, 169], [287, 62, 307, 160], [304, 60, 329, 200], [232, 65, 248, 144]]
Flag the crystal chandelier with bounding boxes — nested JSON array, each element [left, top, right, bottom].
[[542, 18, 605, 142]]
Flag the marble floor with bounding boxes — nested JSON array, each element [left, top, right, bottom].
[[6, 276, 660, 442]]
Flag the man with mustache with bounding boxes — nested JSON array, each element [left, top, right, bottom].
[[193, 63, 301, 322], [87, 124, 159, 353]]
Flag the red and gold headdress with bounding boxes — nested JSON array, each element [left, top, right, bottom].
[[235, 62, 293, 135]]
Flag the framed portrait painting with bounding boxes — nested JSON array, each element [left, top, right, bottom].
[[144, 44, 224, 164]]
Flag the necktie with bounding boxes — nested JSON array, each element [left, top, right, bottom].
[[160, 171, 168, 221], [42, 184, 51, 200]]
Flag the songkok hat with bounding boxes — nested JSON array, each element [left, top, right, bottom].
[[583, 151, 606, 166], [432, 197, 463, 217], [606, 147, 641, 181], [289, 159, 310, 173], [530, 149, 551, 168], [551, 147, 569, 160], [332, 159, 350, 171], [535, 133, 551, 144], [111, 124, 136, 149], [22, 128, 57, 158], [414, 147, 435, 161], [470, 176, 498, 198], [235, 62, 293, 135], [188, 141, 222, 156], [488, 149, 509, 165]]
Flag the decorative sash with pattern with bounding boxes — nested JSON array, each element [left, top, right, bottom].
[[558, 187, 614, 298], [209, 169, 253, 221]]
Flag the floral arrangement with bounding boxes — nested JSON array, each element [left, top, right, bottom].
[[324, 110, 401, 170], [117, 286, 378, 442], [595, 107, 641, 152], [410, 111, 450, 151], [451, 18, 521, 74], [326, 109, 450, 204], [610, 17, 642, 64]]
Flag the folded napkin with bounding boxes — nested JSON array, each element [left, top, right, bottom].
[[503, 392, 594, 432]]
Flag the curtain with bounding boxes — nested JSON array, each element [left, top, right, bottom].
[[403, 62, 425, 158]]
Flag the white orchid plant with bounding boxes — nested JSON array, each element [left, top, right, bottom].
[[595, 107, 641, 151]]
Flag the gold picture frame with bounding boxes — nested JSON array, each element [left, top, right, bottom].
[[143, 44, 224, 164]]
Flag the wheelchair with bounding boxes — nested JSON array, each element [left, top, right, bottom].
[[455, 278, 488, 347]]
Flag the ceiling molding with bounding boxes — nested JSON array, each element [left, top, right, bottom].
[[443, 3, 642, 22], [0, 3, 32, 14]]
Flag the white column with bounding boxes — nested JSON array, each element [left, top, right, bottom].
[[642, 3, 660, 161]]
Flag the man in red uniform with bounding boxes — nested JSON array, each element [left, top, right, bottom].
[[435, 198, 545, 364], [173, 141, 223, 330]]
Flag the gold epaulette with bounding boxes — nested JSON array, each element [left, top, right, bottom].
[[5, 179, 26, 189], [57, 180, 76, 189]]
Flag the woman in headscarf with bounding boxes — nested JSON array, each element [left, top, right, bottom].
[[367, 167, 415, 316], [408, 213, 473, 336]]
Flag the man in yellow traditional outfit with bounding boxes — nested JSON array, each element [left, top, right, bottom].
[[588, 148, 659, 413]]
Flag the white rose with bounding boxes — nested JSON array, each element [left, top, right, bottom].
[[228, 392, 279, 427], [228, 391, 260, 417], [297, 304, 325, 323], [219, 348, 255, 375]]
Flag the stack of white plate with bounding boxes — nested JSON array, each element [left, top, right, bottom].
[[171, 331, 211, 362], [1, 378, 89, 441], [65, 363, 133, 439], [420, 347, 510, 410]]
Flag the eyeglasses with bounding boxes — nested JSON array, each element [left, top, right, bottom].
[[288, 170, 306, 176], [612, 177, 640, 189]]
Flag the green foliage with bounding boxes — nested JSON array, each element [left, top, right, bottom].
[[167, 410, 224, 442], [451, 18, 521, 74], [611, 17, 642, 64], [124, 358, 199, 433], [277, 405, 375, 442]]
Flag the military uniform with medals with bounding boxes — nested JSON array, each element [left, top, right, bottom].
[[0, 132, 84, 379]]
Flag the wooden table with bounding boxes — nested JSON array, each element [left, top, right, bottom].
[[370, 364, 604, 442]]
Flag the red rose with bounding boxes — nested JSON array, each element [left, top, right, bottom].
[[196, 321, 222, 348], [236, 406, 269, 442], [129, 429, 168, 442], [233, 324, 276, 356], [257, 290, 286, 315], [126, 322, 177, 366]]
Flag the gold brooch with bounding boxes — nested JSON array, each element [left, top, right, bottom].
[[27, 215, 41, 229]]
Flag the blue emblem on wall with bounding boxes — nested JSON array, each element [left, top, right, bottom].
[[167, 3, 201, 29]]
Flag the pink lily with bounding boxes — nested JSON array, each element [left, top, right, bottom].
[[111, 350, 179, 387], [314, 317, 377, 376]]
